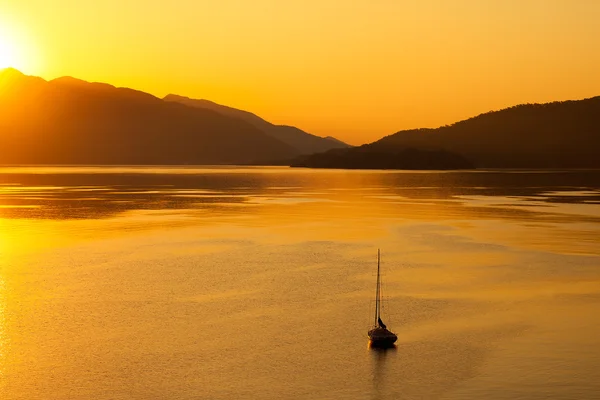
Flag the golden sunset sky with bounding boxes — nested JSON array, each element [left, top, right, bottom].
[[2, 0, 600, 144]]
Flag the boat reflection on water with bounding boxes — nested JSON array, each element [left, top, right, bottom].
[[369, 341, 397, 399]]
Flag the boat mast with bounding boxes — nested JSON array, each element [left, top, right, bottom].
[[375, 248, 381, 326]]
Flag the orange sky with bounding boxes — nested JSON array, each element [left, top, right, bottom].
[[2, 0, 600, 145]]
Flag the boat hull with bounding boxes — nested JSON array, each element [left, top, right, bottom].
[[368, 327, 398, 347]]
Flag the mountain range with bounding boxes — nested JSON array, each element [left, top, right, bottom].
[[0, 68, 346, 165], [1, 67, 599, 169], [164, 95, 348, 155]]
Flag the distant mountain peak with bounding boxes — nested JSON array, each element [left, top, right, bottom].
[[0, 68, 47, 88], [50, 76, 93, 85], [165, 94, 350, 154], [0, 67, 29, 83], [50, 76, 117, 91], [0, 67, 25, 77]]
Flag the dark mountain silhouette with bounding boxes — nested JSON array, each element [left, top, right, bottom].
[[3, 68, 597, 169], [296, 97, 600, 169], [164, 94, 349, 155], [0, 68, 297, 165], [371, 97, 600, 168]]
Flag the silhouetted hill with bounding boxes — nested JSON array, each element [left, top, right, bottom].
[[0, 68, 297, 165], [164, 94, 349, 155], [295, 97, 600, 169], [373, 97, 600, 168]]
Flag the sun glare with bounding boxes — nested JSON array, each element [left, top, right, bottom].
[[0, 37, 17, 69], [0, 19, 40, 74]]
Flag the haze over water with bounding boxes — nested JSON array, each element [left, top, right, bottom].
[[1, 166, 599, 399]]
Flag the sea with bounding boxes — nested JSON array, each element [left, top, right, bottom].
[[1, 166, 599, 400]]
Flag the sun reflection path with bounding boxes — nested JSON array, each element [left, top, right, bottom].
[[369, 343, 397, 399]]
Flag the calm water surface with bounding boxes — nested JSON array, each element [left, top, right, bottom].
[[1, 166, 599, 399]]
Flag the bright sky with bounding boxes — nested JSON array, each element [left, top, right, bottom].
[[2, 0, 600, 144]]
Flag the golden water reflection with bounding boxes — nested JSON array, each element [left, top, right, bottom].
[[0, 167, 599, 399]]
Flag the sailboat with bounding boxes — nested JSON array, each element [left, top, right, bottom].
[[368, 249, 398, 347]]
